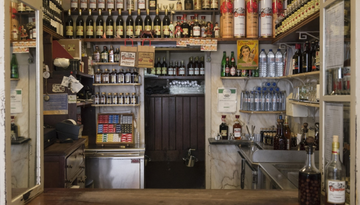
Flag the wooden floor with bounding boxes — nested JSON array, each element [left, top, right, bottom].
[[27, 189, 298, 205]]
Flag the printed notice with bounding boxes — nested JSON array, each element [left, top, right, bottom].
[[10, 89, 23, 114], [218, 88, 237, 113], [120, 52, 136, 67], [43, 93, 68, 115]]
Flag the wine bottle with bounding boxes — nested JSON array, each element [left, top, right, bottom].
[[181, 14, 190, 38], [149, 0, 157, 10], [292, 44, 301, 75], [107, 0, 115, 11], [76, 9, 84, 38], [98, 0, 106, 11], [144, 9, 152, 38], [10, 54, 19, 79], [163, 9, 170, 38], [219, 115, 228, 140], [192, 14, 200, 38], [116, 0, 124, 10], [221, 51, 226, 77], [138, 0, 146, 10], [153, 9, 161, 38], [65, 9, 74, 39], [126, 9, 134, 38], [162, 57, 167, 76], [135, 9, 143, 38], [301, 41, 310, 73], [116, 9, 124, 38], [156, 57, 162, 75], [71, 0, 78, 11], [89, 0, 97, 11], [106, 9, 114, 38], [96, 9, 104, 38], [86, 9, 94, 38]]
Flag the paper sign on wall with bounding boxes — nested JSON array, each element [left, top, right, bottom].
[[217, 88, 237, 113]]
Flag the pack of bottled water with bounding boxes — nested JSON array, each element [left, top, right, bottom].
[[258, 49, 285, 77]]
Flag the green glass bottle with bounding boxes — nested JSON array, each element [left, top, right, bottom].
[[221, 51, 226, 77], [11, 54, 19, 78]]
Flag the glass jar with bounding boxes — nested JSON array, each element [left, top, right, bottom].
[[118, 93, 124, 104], [102, 68, 110, 83], [131, 93, 137, 104], [124, 93, 130, 104]]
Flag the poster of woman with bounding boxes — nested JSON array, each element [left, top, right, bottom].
[[237, 40, 259, 69]]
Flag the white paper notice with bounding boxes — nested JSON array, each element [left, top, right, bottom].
[[324, 103, 344, 163], [325, 1, 344, 70], [218, 88, 237, 113], [10, 89, 23, 114]]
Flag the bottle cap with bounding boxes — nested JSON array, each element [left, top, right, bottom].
[[269, 49, 272, 51]]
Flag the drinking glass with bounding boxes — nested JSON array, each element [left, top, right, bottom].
[[163, 5, 168, 11], [169, 3, 174, 10]]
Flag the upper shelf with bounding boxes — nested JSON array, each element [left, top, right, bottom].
[[68, 9, 219, 16], [43, 26, 64, 40], [221, 71, 320, 80], [273, 11, 320, 44], [145, 75, 205, 80]]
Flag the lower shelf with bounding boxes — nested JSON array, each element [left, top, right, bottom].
[[239, 110, 286, 114], [289, 100, 320, 108], [92, 104, 140, 107]]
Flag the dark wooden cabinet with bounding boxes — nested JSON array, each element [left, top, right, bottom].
[[44, 138, 86, 188]]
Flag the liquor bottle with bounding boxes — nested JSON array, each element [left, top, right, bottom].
[[211, 0, 218, 10], [116, 9, 124, 38], [225, 57, 230, 77], [314, 40, 320, 71], [202, 0, 210, 9], [138, 0, 146, 10], [301, 41, 310, 73], [102, 68, 110, 83], [125, 69, 131, 83], [98, 0, 106, 11], [192, 14, 201, 38], [127, 0, 134, 10], [116, 0, 124, 10], [311, 41, 317, 72], [293, 43, 301, 74], [144, 9, 152, 38], [80, 0, 88, 11], [117, 69, 125, 83], [274, 115, 286, 150], [233, 115, 242, 140], [149, 0, 157, 10], [221, 51, 226, 77], [156, 58, 162, 75], [10, 54, 19, 79], [325, 135, 346, 205], [86, 9, 94, 38], [114, 48, 120, 62], [10, 116, 18, 140], [234, 0, 246, 38], [135, 9, 143, 38], [110, 68, 117, 83], [101, 46, 109, 62], [89, 0, 97, 11], [168, 62, 174, 76], [71, 0, 79, 11], [188, 57, 194, 76], [162, 57, 168, 76], [76, 9, 84, 38], [179, 61, 186, 76], [181, 14, 190, 38], [246, 0, 258, 38], [219, 115, 229, 140], [194, 0, 202, 10], [106, 9, 114, 38], [174, 61, 179, 76], [298, 137, 321, 205], [95, 92, 100, 104], [283, 116, 291, 150], [93, 46, 101, 62], [200, 16, 207, 37], [153, 9, 161, 38], [260, 0, 272, 38], [108, 45, 114, 62], [107, 0, 115, 11], [65, 9, 74, 38], [189, 16, 195, 37], [194, 57, 200, 76], [126, 9, 134, 38], [132, 69, 139, 83], [200, 56, 205, 76], [230, 51, 236, 76], [163, 9, 171, 38], [176, 0, 182, 10], [96, 9, 104, 38], [185, 0, 193, 10]]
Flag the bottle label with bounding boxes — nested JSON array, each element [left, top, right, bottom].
[[202, 0, 210, 8], [106, 25, 113, 35], [98, 0, 105, 8], [230, 66, 236, 76], [225, 66, 230, 74], [95, 75, 101, 83], [101, 53, 108, 61], [94, 53, 100, 62], [126, 25, 133, 36], [108, 0, 115, 8], [189, 68, 194, 75], [194, 0, 202, 9], [221, 130, 227, 137], [177, 3, 182, 10], [127, 0, 134, 9], [168, 68, 174, 75], [193, 26, 201, 36], [113, 96, 118, 104], [119, 97, 124, 104], [179, 68, 185, 75], [131, 97, 136, 104], [185, 2, 192, 9], [211, 0, 218, 9], [90, 0, 97, 8], [151, 67, 156, 74], [200, 67, 205, 75], [71, 0, 78, 8], [87, 25, 94, 36], [96, 26, 103, 35], [195, 67, 199, 75], [66, 26, 74, 36], [117, 25, 123, 35], [138, 0, 146, 9], [150, 0, 156, 7], [135, 25, 142, 36], [80, 0, 88, 8], [145, 25, 152, 31], [154, 25, 161, 35], [109, 54, 114, 62], [163, 26, 170, 35], [77, 26, 84, 36], [156, 67, 162, 75], [116, 0, 124, 9], [201, 27, 206, 37], [162, 67, 167, 75], [125, 74, 131, 83], [95, 96, 100, 104], [234, 128, 241, 137], [327, 180, 346, 203], [183, 28, 189, 36], [18, 3, 25, 11], [234, 0, 246, 37], [260, 0, 272, 37]]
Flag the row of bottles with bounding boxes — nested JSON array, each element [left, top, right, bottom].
[[151, 56, 205, 76], [220, 51, 259, 77], [219, 115, 242, 140], [258, 49, 286, 77], [94, 68, 139, 84], [292, 41, 320, 74], [93, 46, 120, 63], [43, 0, 63, 35], [94, 92, 138, 104], [10, 2, 37, 41]]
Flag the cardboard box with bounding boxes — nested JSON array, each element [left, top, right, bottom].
[[58, 39, 82, 59]]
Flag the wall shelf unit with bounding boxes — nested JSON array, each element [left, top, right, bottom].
[[239, 110, 286, 114], [289, 100, 320, 108]]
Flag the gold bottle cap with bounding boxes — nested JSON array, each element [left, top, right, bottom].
[[119, 93, 123, 95], [105, 68, 109, 72], [132, 93, 136, 95], [113, 93, 117, 95], [108, 92, 112, 95], [126, 93, 129, 95], [112, 69, 116, 71], [332, 135, 340, 151], [102, 92, 106, 95]]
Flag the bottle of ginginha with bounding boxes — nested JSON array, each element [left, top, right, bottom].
[[325, 135, 346, 205]]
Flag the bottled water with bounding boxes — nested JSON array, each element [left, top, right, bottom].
[[249, 91, 255, 111], [260, 91, 266, 111], [272, 91, 279, 111], [259, 49, 267, 77], [275, 49, 284, 77], [241, 91, 248, 110], [255, 91, 261, 111], [267, 49, 275, 77], [270, 81, 277, 88], [265, 91, 272, 111]]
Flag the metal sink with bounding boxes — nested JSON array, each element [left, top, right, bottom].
[[272, 163, 304, 188]]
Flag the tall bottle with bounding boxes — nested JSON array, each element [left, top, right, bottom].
[[200, 56, 205, 76], [225, 57, 230, 77], [163, 9, 171, 38], [233, 115, 242, 140], [10, 54, 19, 79], [192, 14, 201, 38], [181, 14, 190, 38], [144, 9, 152, 38], [230, 51, 236, 76], [86, 9, 94, 38], [314, 40, 320, 71], [259, 49, 267, 77], [135, 9, 143, 38], [325, 135, 346, 205], [89, 0, 97, 11], [179, 61, 186, 76], [275, 49, 283, 77], [267, 49, 275, 77], [273, 115, 286, 150], [301, 41, 310, 73], [234, 0, 246, 38], [156, 57, 162, 75], [194, 57, 200, 76], [188, 57, 194, 76], [76, 9, 84, 38], [149, 0, 157, 10], [246, 0, 258, 38], [65, 9, 74, 39], [108, 45, 114, 62], [219, 115, 228, 140], [126, 9, 134, 38], [101, 46, 109, 62], [116, 9, 124, 38], [106, 9, 114, 38], [96, 9, 104, 38], [98, 0, 106, 11], [260, 0, 272, 38], [107, 0, 115, 11], [292, 44, 302, 74], [283, 116, 291, 150], [153, 9, 161, 38], [162, 57, 168, 76], [211, 0, 218, 10], [221, 51, 226, 77]]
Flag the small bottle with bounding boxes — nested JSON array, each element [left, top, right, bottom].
[[110, 69, 117, 83], [117, 69, 125, 83], [112, 93, 118, 104], [176, 0, 182, 10], [93, 46, 101, 62], [199, 56, 205, 76], [100, 92, 106, 104], [131, 69, 139, 83], [233, 115, 242, 140], [118, 93, 124, 104], [101, 46, 109, 62], [94, 92, 100, 104], [124, 93, 130, 104], [178, 61, 186, 76], [125, 69, 131, 83], [108, 45, 114, 62], [194, 57, 200, 76], [131, 93, 137, 104], [102, 68, 110, 83], [188, 57, 194, 76], [107, 92, 112, 104], [95, 68, 102, 83], [219, 115, 228, 140]]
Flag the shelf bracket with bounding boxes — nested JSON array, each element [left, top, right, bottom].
[[277, 78, 294, 91], [205, 51, 211, 62], [297, 31, 319, 40], [277, 43, 296, 50], [291, 77, 306, 85]]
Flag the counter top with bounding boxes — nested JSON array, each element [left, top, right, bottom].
[[85, 143, 145, 152], [27, 188, 298, 205]]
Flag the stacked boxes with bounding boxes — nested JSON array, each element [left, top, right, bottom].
[[96, 114, 133, 144]]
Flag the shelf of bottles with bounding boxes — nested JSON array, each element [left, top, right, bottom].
[[221, 71, 320, 80], [42, 0, 64, 38], [92, 62, 119, 66], [92, 104, 140, 107], [93, 83, 141, 86]]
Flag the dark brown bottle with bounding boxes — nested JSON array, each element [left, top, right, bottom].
[[187, 57, 194, 76], [219, 115, 228, 140], [274, 115, 286, 150], [301, 41, 310, 73], [293, 43, 301, 75]]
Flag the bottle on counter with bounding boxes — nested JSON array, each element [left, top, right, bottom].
[[298, 137, 321, 205], [219, 115, 229, 140], [274, 115, 286, 150], [233, 115, 242, 140], [283, 116, 291, 150]]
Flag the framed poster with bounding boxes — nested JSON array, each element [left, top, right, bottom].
[[237, 40, 259, 70]]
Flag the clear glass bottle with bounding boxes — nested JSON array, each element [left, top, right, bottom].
[[95, 68, 102, 83], [117, 69, 125, 83], [124, 93, 130, 104], [101, 46, 109, 62], [131, 93, 137, 104], [125, 69, 131, 83], [110, 68, 117, 83], [93, 46, 100, 62], [233, 115, 242, 140], [102, 68, 110, 83]]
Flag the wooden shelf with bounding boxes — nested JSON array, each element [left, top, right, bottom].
[[76, 72, 94, 78], [239, 110, 286, 114], [14, 12, 35, 16], [76, 101, 93, 107], [92, 104, 140, 107], [68, 9, 219, 16], [92, 62, 119, 66], [289, 100, 320, 108], [145, 75, 205, 80], [280, 71, 320, 78], [155, 47, 201, 52], [221, 71, 320, 80], [10, 78, 20, 81], [43, 26, 64, 40], [273, 11, 320, 43], [93, 83, 141, 86]]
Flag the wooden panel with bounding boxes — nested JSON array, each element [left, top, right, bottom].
[[154, 97, 162, 151], [146, 97, 155, 151], [190, 97, 198, 150], [175, 97, 183, 151], [197, 97, 205, 151], [182, 97, 191, 150], [161, 97, 169, 150], [168, 97, 176, 150]]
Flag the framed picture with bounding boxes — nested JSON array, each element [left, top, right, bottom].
[[237, 40, 259, 70]]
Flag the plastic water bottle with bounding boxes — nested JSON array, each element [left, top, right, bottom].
[[267, 49, 275, 77], [255, 91, 261, 111], [260, 91, 265, 111], [275, 49, 284, 77], [272, 91, 279, 111], [259, 49, 267, 77], [241, 91, 247, 110], [265, 91, 272, 111], [249, 91, 255, 111]]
